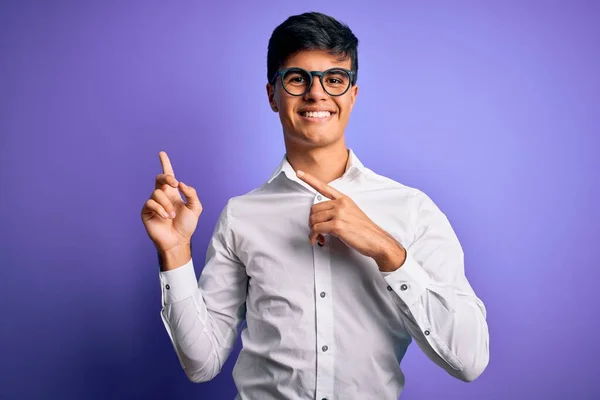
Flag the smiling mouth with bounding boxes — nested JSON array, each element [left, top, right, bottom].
[[299, 111, 335, 119]]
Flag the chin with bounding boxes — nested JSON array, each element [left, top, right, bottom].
[[289, 130, 342, 148]]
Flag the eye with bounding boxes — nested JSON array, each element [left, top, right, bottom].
[[284, 71, 309, 86], [325, 72, 348, 86]]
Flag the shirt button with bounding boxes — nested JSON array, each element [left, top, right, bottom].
[[322, 345, 328, 352], [387, 285, 393, 291], [400, 284, 408, 291], [165, 284, 170, 290], [424, 330, 430, 336], [317, 195, 322, 201], [320, 292, 326, 298]]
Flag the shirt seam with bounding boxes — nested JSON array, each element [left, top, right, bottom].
[[223, 199, 239, 259]]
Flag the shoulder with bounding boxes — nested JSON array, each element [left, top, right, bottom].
[[359, 166, 424, 199], [358, 167, 447, 218], [218, 184, 271, 221]]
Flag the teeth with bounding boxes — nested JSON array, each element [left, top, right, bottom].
[[302, 111, 331, 118]]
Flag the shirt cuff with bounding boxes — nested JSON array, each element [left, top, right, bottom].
[[383, 252, 431, 307], [159, 258, 198, 305]]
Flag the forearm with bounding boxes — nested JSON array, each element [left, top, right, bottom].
[[385, 256, 489, 381], [404, 286, 489, 382], [159, 258, 225, 383]]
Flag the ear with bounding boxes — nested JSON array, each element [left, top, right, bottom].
[[266, 83, 279, 112], [349, 84, 359, 109]]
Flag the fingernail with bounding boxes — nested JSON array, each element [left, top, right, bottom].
[[162, 212, 169, 218], [297, 170, 304, 177], [169, 211, 176, 218]]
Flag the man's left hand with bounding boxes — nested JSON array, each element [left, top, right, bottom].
[[297, 169, 407, 272]]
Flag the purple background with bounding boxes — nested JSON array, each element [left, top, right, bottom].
[[1, 1, 598, 399]]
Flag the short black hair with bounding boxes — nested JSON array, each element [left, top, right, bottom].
[[267, 12, 359, 85]]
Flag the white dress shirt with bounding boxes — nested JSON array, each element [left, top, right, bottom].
[[159, 149, 489, 400]]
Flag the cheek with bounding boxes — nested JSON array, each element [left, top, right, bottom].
[[274, 91, 289, 109], [278, 99, 297, 125], [273, 91, 282, 107], [337, 99, 354, 118]]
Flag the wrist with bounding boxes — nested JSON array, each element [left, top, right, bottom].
[[158, 242, 191, 272], [375, 234, 406, 273]]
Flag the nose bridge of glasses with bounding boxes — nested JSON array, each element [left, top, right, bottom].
[[307, 70, 327, 95]]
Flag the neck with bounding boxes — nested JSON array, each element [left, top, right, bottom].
[[284, 140, 350, 184]]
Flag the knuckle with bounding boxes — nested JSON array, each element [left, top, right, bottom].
[[332, 220, 343, 232], [153, 191, 170, 207]]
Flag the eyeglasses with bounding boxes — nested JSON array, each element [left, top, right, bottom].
[[270, 67, 355, 97]]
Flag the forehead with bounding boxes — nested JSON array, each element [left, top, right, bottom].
[[282, 49, 351, 70]]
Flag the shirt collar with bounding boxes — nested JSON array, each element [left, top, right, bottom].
[[266, 148, 365, 186]]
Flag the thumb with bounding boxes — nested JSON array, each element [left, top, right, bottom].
[[178, 181, 203, 214]]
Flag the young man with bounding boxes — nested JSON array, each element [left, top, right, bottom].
[[141, 12, 489, 400]]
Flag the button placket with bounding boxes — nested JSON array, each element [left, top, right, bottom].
[[314, 193, 329, 247], [313, 223, 335, 399]]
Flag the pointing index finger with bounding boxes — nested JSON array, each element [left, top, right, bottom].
[[296, 170, 343, 200], [159, 151, 175, 176]]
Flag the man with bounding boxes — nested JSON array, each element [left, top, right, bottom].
[[141, 11, 489, 400]]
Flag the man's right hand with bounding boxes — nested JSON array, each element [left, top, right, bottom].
[[141, 151, 203, 269]]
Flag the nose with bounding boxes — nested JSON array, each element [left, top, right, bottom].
[[303, 75, 328, 101]]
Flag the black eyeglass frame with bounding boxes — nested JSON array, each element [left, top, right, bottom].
[[270, 67, 356, 97]]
